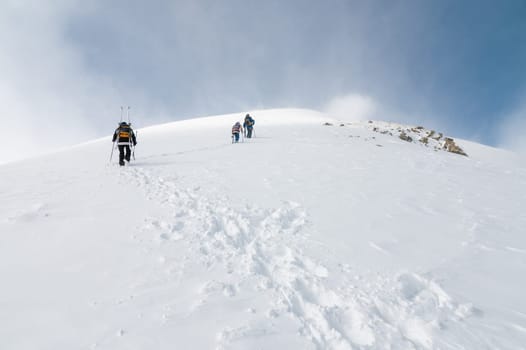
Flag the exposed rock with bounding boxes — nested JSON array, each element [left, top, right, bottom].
[[323, 122, 333, 126], [432, 132, 443, 141], [442, 138, 468, 156], [399, 132, 413, 142], [360, 120, 468, 157]]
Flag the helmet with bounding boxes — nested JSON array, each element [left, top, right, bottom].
[[245, 114, 250, 118], [119, 121, 128, 126]]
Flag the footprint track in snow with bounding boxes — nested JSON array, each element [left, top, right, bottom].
[[120, 166, 481, 349]]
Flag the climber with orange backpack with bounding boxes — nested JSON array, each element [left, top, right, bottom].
[[112, 121, 137, 166]]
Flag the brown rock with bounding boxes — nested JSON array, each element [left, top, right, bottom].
[[433, 132, 443, 141], [399, 131, 413, 142], [442, 138, 468, 156]]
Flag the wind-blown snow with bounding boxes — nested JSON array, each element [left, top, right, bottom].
[[1, 109, 525, 349]]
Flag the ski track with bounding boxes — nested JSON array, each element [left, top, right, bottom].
[[118, 166, 486, 350]]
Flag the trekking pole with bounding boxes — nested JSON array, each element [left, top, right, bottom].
[[132, 130, 137, 160], [110, 140, 116, 162]]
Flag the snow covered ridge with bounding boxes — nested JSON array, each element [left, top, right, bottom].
[[139, 108, 331, 134], [324, 120, 468, 157]]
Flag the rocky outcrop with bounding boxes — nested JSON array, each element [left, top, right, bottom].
[[399, 132, 413, 142], [328, 120, 468, 157], [442, 138, 468, 156], [364, 121, 468, 157]]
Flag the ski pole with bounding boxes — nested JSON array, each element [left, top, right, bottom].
[[110, 141, 116, 162], [132, 130, 137, 160]]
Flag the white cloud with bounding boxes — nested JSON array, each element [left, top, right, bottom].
[[0, 1, 125, 163], [498, 102, 526, 154], [324, 93, 378, 122]]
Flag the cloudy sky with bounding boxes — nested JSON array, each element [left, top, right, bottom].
[[1, 0, 525, 162]]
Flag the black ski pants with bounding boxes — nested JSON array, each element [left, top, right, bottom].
[[118, 145, 131, 164]]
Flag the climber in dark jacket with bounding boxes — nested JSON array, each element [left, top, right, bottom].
[[243, 114, 255, 138], [112, 122, 137, 166]]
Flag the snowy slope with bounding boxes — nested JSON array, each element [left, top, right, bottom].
[[1, 109, 525, 350]]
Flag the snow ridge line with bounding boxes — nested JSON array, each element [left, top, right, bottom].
[[119, 167, 482, 350]]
